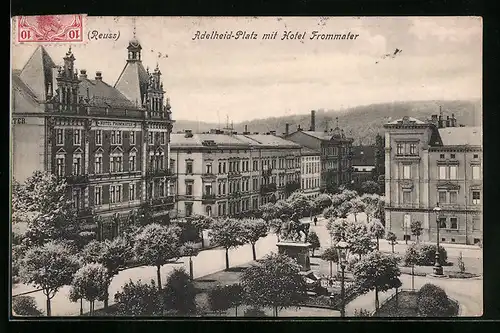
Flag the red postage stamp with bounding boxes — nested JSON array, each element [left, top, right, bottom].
[[17, 15, 84, 43]]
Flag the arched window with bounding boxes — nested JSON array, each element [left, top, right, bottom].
[[206, 205, 212, 217]]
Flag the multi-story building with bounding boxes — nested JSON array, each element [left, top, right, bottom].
[[284, 110, 354, 192], [383, 114, 482, 245], [300, 147, 321, 198], [11, 37, 175, 238], [170, 129, 302, 218], [351, 145, 376, 185]]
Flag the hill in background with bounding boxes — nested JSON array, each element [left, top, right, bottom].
[[173, 99, 482, 145]]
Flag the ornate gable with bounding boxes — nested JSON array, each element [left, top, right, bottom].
[[73, 147, 84, 154], [110, 146, 124, 155], [55, 147, 66, 155], [94, 147, 104, 154]]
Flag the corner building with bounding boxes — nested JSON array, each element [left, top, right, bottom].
[[11, 38, 175, 238], [384, 115, 482, 245]]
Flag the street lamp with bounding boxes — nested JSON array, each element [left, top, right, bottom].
[[336, 239, 350, 318], [433, 203, 443, 275]]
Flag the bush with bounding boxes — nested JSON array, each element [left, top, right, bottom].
[[419, 244, 447, 266], [162, 268, 197, 315], [208, 285, 232, 315], [417, 283, 455, 317], [354, 308, 371, 317], [176, 221, 201, 244], [114, 279, 163, 316], [346, 255, 360, 272], [12, 296, 43, 316], [243, 307, 267, 317]]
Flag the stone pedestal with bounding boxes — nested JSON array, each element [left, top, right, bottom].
[[277, 242, 311, 272]]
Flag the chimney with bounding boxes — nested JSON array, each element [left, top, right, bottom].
[[79, 69, 87, 79], [438, 115, 443, 128], [297, 124, 302, 131], [310, 110, 316, 131], [446, 116, 450, 127], [269, 130, 276, 136], [285, 123, 290, 136], [95, 71, 102, 80], [184, 129, 193, 138], [243, 125, 250, 135], [451, 113, 457, 127]]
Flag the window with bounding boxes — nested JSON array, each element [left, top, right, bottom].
[[450, 217, 458, 229], [253, 160, 258, 171], [409, 143, 417, 155], [206, 206, 212, 217], [472, 165, 480, 180], [160, 132, 166, 145], [72, 188, 82, 210], [95, 130, 102, 145], [438, 191, 447, 203], [110, 185, 122, 204], [186, 160, 193, 174], [440, 154, 445, 159], [449, 191, 458, 204], [129, 131, 135, 145], [129, 183, 136, 201], [449, 166, 457, 180], [185, 203, 193, 217], [218, 162, 222, 174], [56, 129, 64, 145], [450, 154, 456, 159], [148, 132, 154, 145], [186, 183, 193, 196], [111, 155, 123, 172], [402, 165, 411, 179], [396, 143, 403, 155], [438, 166, 447, 180], [402, 190, 411, 204], [473, 218, 480, 231], [205, 184, 212, 195], [206, 163, 212, 174], [94, 186, 102, 205], [439, 217, 447, 229], [72, 155, 82, 175], [472, 191, 480, 205], [56, 157, 65, 176], [94, 155, 102, 174], [111, 131, 122, 145], [129, 154, 136, 171], [473, 154, 479, 159], [73, 129, 81, 145], [159, 180, 165, 197]]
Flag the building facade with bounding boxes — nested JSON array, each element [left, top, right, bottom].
[[170, 129, 302, 218], [284, 111, 354, 192], [300, 147, 321, 198], [351, 145, 376, 185], [11, 38, 175, 238], [383, 114, 482, 245]]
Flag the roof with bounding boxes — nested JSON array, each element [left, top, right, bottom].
[[114, 60, 149, 106], [438, 127, 482, 146], [237, 134, 301, 148], [302, 131, 334, 140], [78, 77, 138, 109], [18, 46, 56, 101], [170, 133, 251, 149], [386, 116, 426, 125], [300, 129, 352, 142], [351, 145, 376, 166], [301, 147, 320, 155], [12, 71, 39, 101]]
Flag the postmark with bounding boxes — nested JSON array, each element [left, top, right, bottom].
[[17, 15, 84, 43]]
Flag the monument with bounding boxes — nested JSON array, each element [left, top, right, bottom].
[[276, 213, 312, 272]]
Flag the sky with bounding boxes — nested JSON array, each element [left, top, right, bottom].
[[12, 16, 482, 123]]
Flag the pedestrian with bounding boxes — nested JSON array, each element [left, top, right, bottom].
[[313, 216, 318, 226]]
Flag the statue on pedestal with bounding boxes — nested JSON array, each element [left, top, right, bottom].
[[278, 213, 310, 243]]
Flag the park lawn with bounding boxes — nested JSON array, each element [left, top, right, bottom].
[[375, 291, 419, 317]]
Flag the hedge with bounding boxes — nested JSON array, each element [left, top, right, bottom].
[[416, 283, 456, 317]]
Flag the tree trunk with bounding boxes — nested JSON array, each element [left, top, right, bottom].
[[411, 265, 415, 291], [354, 214, 357, 223], [157, 265, 162, 291], [274, 306, 279, 317], [189, 257, 194, 280], [252, 243, 257, 261], [329, 261, 333, 277], [376, 236, 380, 251], [235, 305, 238, 317], [391, 243, 394, 253], [104, 288, 109, 309], [225, 248, 230, 270], [200, 230, 205, 248], [46, 295, 51, 317], [375, 287, 379, 311], [80, 298, 83, 315], [312, 249, 315, 257], [396, 288, 399, 307]]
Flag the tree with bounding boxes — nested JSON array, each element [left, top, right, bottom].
[[227, 284, 244, 317], [12, 296, 43, 317], [163, 268, 197, 315], [321, 247, 339, 277], [306, 231, 321, 256], [329, 219, 375, 258], [114, 279, 163, 316], [404, 244, 420, 291], [189, 215, 213, 248], [352, 251, 402, 311], [19, 241, 80, 316], [367, 218, 385, 250], [323, 206, 338, 219], [348, 197, 366, 223], [386, 231, 397, 253], [410, 220, 423, 242], [244, 307, 267, 317], [13, 171, 80, 248], [417, 283, 455, 317], [260, 203, 280, 222], [133, 224, 181, 291], [287, 192, 313, 218], [360, 180, 381, 195], [314, 194, 332, 214], [241, 253, 307, 317], [457, 251, 466, 273], [180, 241, 199, 280], [69, 263, 109, 315], [242, 219, 268, 261], [208, 285, 232, 316], [209, 218, 246, 270]]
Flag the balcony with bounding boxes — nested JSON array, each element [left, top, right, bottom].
[[201, 172, 217, 180], [146, 168, 173, 179], [202, 193, 217, 204], [260, 183, 277, 194], [65, 174, 89, 184], [228, 171, 242, 178], [262, 168, 272, 177], [142, 196, 175, 211], [394, 153, 421, 162]]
